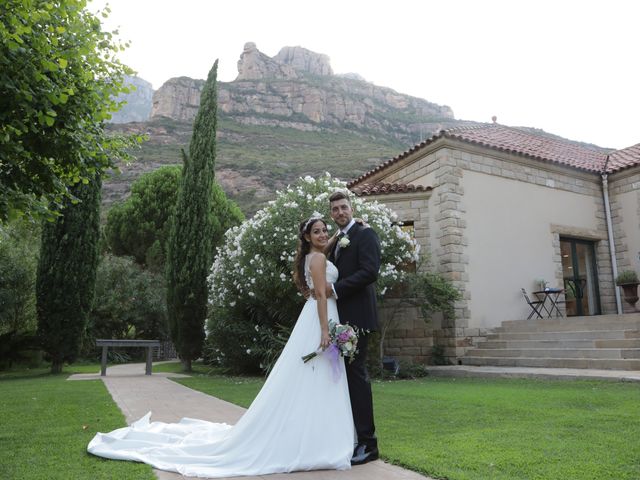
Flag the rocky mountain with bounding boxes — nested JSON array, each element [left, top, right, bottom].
[[105, 43, 466, 215], [150, 42, 455, 144], [109, 76, 154, 123]]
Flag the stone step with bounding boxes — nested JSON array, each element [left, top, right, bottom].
[[460, 315, 640, 371], [500, 314, 640, 331], [595, 339, 640, 348], [467, 348, 640, 359], [486, 330, 640, 341], [460, 356, 640, 370], [481, 339, 640, 349], [494, 321, 640, 333]]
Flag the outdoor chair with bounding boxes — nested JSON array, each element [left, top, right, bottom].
[[521, 288, 544, 319]]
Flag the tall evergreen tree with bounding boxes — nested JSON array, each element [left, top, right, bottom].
[[36, 175, 101, 373], [166, 61, 218, 371]]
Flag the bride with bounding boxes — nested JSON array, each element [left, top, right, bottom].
[[88, 215, 355, 478]]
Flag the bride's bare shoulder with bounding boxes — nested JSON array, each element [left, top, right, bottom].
[[307, 252, 327, 269]]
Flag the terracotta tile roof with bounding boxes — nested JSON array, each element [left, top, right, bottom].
[[349, 123, 640, 187], [443, 124, 608, 170], [351, 182, 432, 196], [606, 143, 640, 172]]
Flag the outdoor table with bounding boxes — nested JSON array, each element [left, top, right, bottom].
[[95, 339, 161, 376], [532, 288, 564, 317]]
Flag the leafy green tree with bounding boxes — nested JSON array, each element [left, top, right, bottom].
[[0, 220, 40, 335], [166, 61, 219, 371], [106, 166, 181, 268], [89, 255, 168, 343], [0, 221, 41, 369], [36, 175, 101, 373], [0, 0, 139, 223], [105, 165, 242, 271]]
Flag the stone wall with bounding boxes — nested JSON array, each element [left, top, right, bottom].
[[376, 147, 475, 361], [363, 192, 436, 363], [608, 168, 640, 312], [379, 300, 435, 365], [608, 168, 640, 269]]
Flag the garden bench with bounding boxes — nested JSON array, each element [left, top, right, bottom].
[[95, 339, 161, 376]]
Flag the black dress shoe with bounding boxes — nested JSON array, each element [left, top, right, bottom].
[[351, 444, 379, 465]]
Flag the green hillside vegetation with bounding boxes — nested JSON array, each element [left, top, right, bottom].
[[105, 116, 408, 214], [217, 118, 405, 180]]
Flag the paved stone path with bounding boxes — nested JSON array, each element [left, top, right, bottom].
[[71, 362, 640, 479], [70, 362, 433, 480]]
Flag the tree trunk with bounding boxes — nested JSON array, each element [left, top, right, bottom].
[[379, 326, 388, 376], [51, 360, 63, 374], [181, 358, 192, 372]]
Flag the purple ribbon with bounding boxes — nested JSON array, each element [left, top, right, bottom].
[[326, 344, 341, 382]]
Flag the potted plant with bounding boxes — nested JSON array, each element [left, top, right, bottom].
[[615, 270, 639, 311]]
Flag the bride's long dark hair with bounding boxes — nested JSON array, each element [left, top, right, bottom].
[[293, 216, 327, 293]]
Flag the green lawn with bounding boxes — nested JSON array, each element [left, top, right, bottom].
[[0, 366, 154, 480], [2, 362, 639, 480], [174, 374, 640, 480]]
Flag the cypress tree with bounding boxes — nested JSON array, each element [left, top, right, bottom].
[[166, 61, 218, 371], [36, 174, 102, 373]]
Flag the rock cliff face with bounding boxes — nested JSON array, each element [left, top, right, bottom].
[[151, 76, 204, 121], [273, 45, 333, 76], [235, 42, 299, 80], [150, 43, 454, 143]]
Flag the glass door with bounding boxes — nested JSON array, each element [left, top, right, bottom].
[[560, 238, 601, 316]]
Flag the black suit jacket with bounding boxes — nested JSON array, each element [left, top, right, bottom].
[[329, 223, 381, 331]]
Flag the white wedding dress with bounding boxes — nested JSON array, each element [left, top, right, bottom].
[[88, 256, 354, 478]]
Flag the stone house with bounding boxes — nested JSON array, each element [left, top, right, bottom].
[[348, 123, 640, 364]]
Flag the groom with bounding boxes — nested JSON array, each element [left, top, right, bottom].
[[327, 190, 381, 466]]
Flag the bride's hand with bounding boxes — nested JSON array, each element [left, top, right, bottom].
[[319, 329, 330, 350], [354, 217, 370, 228]]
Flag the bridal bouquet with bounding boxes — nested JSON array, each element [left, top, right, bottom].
[[302, 322, 359, 365]]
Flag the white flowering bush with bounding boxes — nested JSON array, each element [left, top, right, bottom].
[[206, 173, 420, 372]]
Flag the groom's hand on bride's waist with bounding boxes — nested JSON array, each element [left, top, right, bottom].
[[308, 283, 335, 299], [326, 282, 336, 299]]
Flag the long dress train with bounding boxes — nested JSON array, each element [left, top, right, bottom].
[[88, 257, 354, 478]]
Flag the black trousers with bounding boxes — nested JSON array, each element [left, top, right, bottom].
[[345, 334, 377, 449]]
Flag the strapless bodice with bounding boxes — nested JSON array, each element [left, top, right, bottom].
[[304, 254, 338, 289]]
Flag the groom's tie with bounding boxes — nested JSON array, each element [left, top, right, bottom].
[[335, 232, 345, 260]]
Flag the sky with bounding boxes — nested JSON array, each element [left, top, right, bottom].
[[90, 0, 640, 150]]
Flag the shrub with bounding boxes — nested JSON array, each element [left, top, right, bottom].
[[615, 270, 639, 286], [0, 330, 40, 369], [0, 220, 39, 335], [207, 173, 420, 372], [88, 255, 168, 345], [373, 266, 460, 372]]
